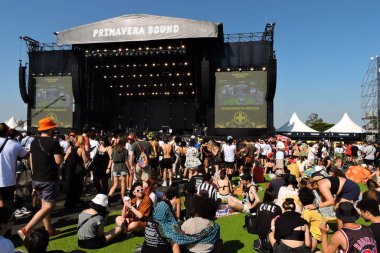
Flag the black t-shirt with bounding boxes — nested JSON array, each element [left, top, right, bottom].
[[370, 223, 380, 252], [323, 156, 331, 168], [141, 218, 172, 253], [256, 202, 282, 238], [30, 137, 62, 181], [362, 191, 380, 205], [130, 141, 154, 164], [268, 177, 285, 199]]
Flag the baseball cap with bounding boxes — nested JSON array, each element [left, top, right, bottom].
[[336, 202, 359, 223]]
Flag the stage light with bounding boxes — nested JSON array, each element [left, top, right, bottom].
[[189, 83, 193, 86], [139, 74, 143, 77], [97, 50, 100, 52], [152, 63, 156, 67], [144, 84, 147, 87], [169, 73, 172, 76], [217, 68, 221, 72], [150, 74, 153, 77], [133, 74, 136, 78], [103, 49, 106, 52], [154, 84, 157, 87], [126, 64, 130, 67], [165, 63, 168, 66], [125, 48, 129, 51], [179, 83, 182, 86], [106, 65, 109, 68], [157, 74, 160, 77], [144, 63, 148, 67], [184, 62, 188, 66], [138, 84, 141, 87], [104, 76, 107, 79], [187, 73, 191, 76], [176, 73, 180, 76], [119, 93, 122, 96], [262, 67, 266, 71], [133, 64, 136, 67], [238, 68, 242, 72], [95, 65, 98, 69], [250, 67, 254, 71], [192, 91, 195, 94], [118, 48, 122, 52], [227, 68, 231, 71], [121, 75, 124, 78], [85, 50, 89, 53], [160, 84, 163, 87], [159, 46, 163, 50], [114, 75, 117, 78], [120, 85, 123, 88], [127, 85, 129, 87], [138, 47, 142, 50], [114, 65, 117, 68], [172, 63, 176, 66], [168, 46, 172, 49], [146, 47, 149, 50]]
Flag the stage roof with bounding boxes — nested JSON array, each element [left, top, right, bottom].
[[56, 14, 220, 45], [324, 113, 364, 133], [276, 112, 318, 133]]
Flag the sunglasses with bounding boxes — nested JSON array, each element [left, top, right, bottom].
[[134, 188, 143, 193]]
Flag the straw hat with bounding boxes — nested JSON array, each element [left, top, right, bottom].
[[37, 117, 57, 131]]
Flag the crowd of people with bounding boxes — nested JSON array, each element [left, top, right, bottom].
[[1, 117, 380, 252]]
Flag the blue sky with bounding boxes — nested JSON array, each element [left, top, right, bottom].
[[0, 0, 378, 128]]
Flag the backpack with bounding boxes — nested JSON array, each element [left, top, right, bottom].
[[149, 141, 158, 159], [136, 142, 149, 168]]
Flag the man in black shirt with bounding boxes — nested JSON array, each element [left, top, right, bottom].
[[322, 151, 332, 173], [351, 144, 359, 164], [357, 199, 380, 251], [18, 118, 63, 240], [129, 138, 154, 187]]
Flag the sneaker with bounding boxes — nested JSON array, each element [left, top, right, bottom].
[[14, 209, 25, 218], [162, 181, 167, 187], [20, 207, 31, 215], [169, 181, 172, 186]]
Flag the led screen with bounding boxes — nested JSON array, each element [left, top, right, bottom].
[[31, 76, 73, 128], [215, 71, 267, 128]]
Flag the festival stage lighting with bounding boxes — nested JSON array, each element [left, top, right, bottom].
[[168, 46, 172, 49], [262, 67, 266, 71], [250, 67, 254, 71], [227, 68, 231, 71], [114, 65, 117, 68], [217, 68, 221, 72], [184, 62, 188, 66], [104, 76, 107, 79], [152, 63, 156, 66], [187, 73, 191, 76], [238, 68, 242, 72], [165, 63, 168, 66]]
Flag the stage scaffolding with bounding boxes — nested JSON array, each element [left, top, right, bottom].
[[361, 56, 380, 138]]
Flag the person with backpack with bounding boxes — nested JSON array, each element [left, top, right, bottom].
[[147, 132, 159, 177], [129, 136, 154, 188]]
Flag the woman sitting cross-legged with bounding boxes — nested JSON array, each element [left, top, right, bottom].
[[77, 194, 120, 249], [141, 195, 220, 253]]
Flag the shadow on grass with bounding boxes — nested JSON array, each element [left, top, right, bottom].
[[222, 240, 245, 253]]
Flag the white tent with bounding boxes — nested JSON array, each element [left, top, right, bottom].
[[276, 112, 318, 133], [4, 117, 27, 131], [324, 113, 364, 133]]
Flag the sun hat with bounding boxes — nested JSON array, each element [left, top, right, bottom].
[[91, 194, 108, 207], [336, 202, 359, 223], [275, 169, 284, 176], [37, 117, 57, 131]]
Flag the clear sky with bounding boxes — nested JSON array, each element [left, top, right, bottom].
[[0, 0, 378, 128]]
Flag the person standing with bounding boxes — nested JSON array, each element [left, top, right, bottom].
[[18, 117, 63, 240], [0, 123, 28, 208], [63, 136, 89, 208], [221, 136, 236, 181], [129, 137, 154, 187]]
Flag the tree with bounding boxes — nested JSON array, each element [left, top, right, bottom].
[[310, 122, 334, 132], [305, 113, 323, 127]]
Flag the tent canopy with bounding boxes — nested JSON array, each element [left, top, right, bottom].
[[324, 113, 364, 133], [276, 112, 318, 133], [4, 117, 26, 131], [56, 14, 220, 45]]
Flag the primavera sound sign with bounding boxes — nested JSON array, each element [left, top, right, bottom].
[[57, 14, 219, 45]]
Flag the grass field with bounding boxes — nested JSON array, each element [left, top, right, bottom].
[[14, 181, 369, 253]]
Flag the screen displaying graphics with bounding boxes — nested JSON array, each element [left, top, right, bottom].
[[31, 76, 73, 128], [215, 71, 267, 128]]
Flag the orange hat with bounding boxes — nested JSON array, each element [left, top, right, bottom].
[[38, 117, 57, 131]]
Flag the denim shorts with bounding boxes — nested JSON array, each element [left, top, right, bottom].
[[32, 181, 60, 201]]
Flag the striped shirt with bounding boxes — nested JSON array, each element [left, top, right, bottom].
[[197, 182, 217, 201]]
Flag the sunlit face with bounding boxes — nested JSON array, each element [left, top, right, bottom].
[[133, 186, 144, 198]]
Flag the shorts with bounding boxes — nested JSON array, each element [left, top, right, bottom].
[[161, 158, 173, 169], [276, 159, 284, 169], [273, 242, 311, 253], [224, 161, 235, 169], [32, 181, 60, 202], [0, 185, 16, 208], [112, 163, 128, 177], [339, 179, 360, 201], [217, 192, 231, 203], [135, 165, 152, 181]]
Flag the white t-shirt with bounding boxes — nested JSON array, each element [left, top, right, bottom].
[[149, 192, 158, 208], [0, 236, 15, 253], [275, 186, 302, 213], [222, 143, 236, 162], [59, 140, 70, 153], [275, 141, 285, 160], [0, 138, 28, 187]]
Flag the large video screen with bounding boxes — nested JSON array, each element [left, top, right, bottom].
[[215, 72, 267, 128], [31, 76, 73, 128]]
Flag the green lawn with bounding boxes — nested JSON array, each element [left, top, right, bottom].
[[15, 181, 369, 253]]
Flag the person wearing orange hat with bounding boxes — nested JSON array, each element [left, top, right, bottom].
[[18, 117, 63, 240]]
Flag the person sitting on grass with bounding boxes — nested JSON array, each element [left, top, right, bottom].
[[77, 194, 120, 249], [298, 187, 323, 252], [0, 206, 16, 253], [319, 202, 377, 253], [115, 181, 153, 237], [181, 195, 222, 253], [356, 199, 380, 252], [228, 173, 260, 213], [24, 228, 65, 253], [269, 198, 311, 253]]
